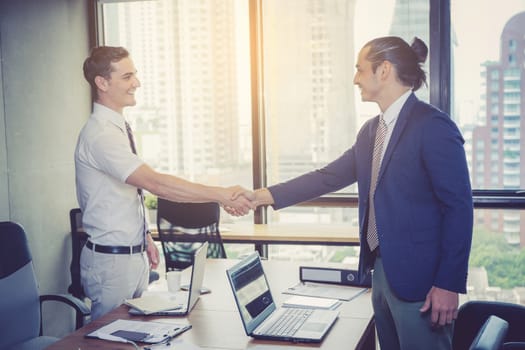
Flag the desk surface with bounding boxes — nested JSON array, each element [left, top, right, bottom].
[[47, 259, 373, 350], [220, 223, 359, 245]]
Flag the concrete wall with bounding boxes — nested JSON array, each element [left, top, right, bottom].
[[0, 0, 91, 336], [0, 28, 8, 220]]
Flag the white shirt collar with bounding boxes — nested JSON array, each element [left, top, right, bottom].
[[93, 102, 127, 132], [382, 90, 412, 126]]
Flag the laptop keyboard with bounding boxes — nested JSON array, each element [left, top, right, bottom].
[[265, 308, 314, 336]]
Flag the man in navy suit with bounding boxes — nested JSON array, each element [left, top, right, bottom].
[[232, 36, 473, 349]]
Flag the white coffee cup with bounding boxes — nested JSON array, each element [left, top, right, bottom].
[[166, 270, 181, 293]]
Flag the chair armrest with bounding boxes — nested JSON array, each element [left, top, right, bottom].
[[470, 315, 509, 350], [40, 293, 90, 331]]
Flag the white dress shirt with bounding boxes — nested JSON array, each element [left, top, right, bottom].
[[75, 103, 145, 246]]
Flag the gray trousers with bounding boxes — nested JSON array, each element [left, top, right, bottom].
[[80, 246, 149, 320], [372, 257, 453, 350]]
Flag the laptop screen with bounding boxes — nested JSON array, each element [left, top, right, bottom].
[[187, 241, 208, 311], [227, 252, 276, 335]]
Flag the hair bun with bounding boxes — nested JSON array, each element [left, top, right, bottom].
[[411, 37, 428, 64]]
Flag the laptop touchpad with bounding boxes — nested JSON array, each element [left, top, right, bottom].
[[302, 322, 326, 332]]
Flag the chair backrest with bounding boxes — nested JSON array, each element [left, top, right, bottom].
[[469, 315, 508, 350], [0, 221, 41, 349], [157, 198, 226, 271], [454, 301, 525, 350], [68, 208, 87, 299]]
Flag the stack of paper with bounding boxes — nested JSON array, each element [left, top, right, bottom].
[[125, 292, 184, 315]]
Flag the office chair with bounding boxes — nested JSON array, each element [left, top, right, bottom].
[[469, 315, 508, 350], [0, 221, 90, 350], [68, 208, 160, 300], [453, 300, 525, 350], [68, 208, 86, 299], [157, 198, 226, 272]]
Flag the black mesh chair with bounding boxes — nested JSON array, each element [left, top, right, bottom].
[[0, 221, 89, 350], [453, 300, 525, 350], [157, 198, 226, 272], [68, 208, 159, 300]]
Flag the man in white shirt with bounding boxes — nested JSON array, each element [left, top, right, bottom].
[[76, 46, 253, 320]]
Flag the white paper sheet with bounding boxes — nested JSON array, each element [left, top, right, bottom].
[[284, 281, 368, 301], [86, 319, 191, 344]]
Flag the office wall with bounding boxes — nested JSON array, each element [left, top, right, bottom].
[[0, 35, 7, 220], [0, 0, 91, 336]]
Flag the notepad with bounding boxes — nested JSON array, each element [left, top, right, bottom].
[[282, 295, 342, 310]]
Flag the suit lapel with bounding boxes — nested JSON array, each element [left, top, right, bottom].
[[376, 93, 418, 185]]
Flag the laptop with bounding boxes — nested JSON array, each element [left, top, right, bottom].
[[128, 241, 208, 316], [226, 252, 339, 343]]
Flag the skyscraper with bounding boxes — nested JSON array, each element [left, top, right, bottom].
[[472, 11, 525, 245], [104, 0, 248, 184]]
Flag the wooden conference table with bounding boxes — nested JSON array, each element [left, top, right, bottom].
[[47, 259, 374, 350]]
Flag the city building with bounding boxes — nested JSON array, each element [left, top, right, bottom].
[[472, 11, 525, 246]]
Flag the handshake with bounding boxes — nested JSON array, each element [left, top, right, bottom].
[[219, 187, 274, 217]]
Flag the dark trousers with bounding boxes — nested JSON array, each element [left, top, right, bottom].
[[372, 257, 453, 350]]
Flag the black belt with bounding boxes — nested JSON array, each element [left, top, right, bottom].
[[86, 240, 145, 254]]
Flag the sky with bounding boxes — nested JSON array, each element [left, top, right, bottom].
[[450, 0, 525, 125]]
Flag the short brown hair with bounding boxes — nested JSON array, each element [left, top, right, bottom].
[[83, 46, 130, 99]]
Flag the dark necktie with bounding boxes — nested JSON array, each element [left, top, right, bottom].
[[125, 121, 148, 245], [125, 121, 142, 196], [125, 121, 138, 155], [366, 115, 387, 252]]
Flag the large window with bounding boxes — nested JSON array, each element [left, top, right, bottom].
[[99, 0, 254, 229], [95, 0, 525, 303], [97, 0, 429, 226], [450, 0, 525, 304], [258, 0, 430, 260]]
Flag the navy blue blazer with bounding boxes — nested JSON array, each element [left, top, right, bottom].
[[268, 93, 473, 301]]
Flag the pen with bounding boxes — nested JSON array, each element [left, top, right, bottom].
[[143, 325, 192, 349]]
